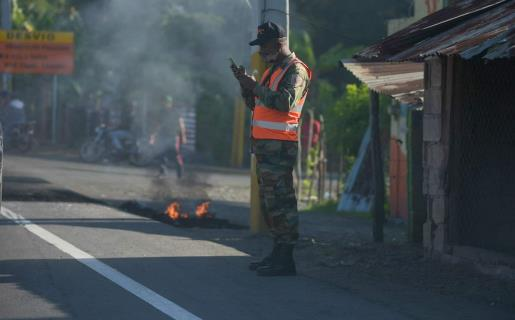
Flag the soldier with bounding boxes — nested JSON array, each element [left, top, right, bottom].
[[231, 21, 312, 276]]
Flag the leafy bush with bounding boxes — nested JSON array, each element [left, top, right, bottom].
[[325, 83, 370, 156]]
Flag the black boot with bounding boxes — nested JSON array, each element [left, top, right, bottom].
[[249, 243, 280, 271], [256, 244, 296, 276]]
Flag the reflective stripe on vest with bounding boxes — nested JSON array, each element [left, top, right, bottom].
[[252, 120, 299, 132], [257, 99, 303, 113], [252, 57, 311, 141]]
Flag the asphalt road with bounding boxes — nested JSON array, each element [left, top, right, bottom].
[[0, 154, 416, 320], [2, 154, 252, 226]]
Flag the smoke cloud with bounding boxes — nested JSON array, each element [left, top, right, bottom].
[[75, 0, 252, 125]]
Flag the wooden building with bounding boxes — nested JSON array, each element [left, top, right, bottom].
[[343, 0, 515, 263]]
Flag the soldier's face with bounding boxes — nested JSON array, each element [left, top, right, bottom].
[[259, 41, 280, 64]]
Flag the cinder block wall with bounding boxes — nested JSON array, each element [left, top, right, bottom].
[[422, 57, 452, 254]]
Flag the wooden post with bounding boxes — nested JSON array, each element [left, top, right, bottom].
[[297, 118, 303, 202], [307, 110, 314, 164], [336, 153, 343, 198], [307, 157, 316, 206], [328, 159, 334, 200], [305, 110, 314, 202], [370, 91, 385, 242], [317, 115, 326, 202]]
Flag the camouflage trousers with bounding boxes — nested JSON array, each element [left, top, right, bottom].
[[253, 139, 299, 245]]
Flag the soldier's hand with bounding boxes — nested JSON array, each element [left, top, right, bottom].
[[238, 73, 257, 91], [241, 86, 254, 98], [231, 64, 246, 80]]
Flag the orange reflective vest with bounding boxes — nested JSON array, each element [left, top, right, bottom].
[[252, 57, 312, 141]]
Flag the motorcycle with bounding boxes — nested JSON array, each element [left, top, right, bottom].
[[80, 126, 135, 163]]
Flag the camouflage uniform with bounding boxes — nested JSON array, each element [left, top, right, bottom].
[[244, 52, 310, 245]]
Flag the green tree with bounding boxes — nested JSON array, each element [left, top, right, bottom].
[[325, 84, 370, 156], [289, 2, 404, 175], [12, 0, 80, 31]]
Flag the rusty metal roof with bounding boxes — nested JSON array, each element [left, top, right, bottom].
[[341, 0, 514, 104], [342, 61, 424, 105], [355, 0, 515, 62]]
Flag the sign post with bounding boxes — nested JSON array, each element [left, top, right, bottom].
[[0, 30, 74, 144]]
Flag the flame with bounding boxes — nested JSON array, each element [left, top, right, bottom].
[[195, 201, 210, 219], [166, 201, 190, 220], [166, 202, 181, 220]]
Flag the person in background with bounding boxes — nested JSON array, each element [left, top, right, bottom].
[[86, 93, 109, 136], [150, 95, 187, 178], [0, 91, 10, 129], [0, 91, 27, 146], [109, 100, 134, 156]]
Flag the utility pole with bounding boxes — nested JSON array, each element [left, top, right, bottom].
[[249, 0, 289, 233], [370, 90, 384, 242], [1, 0, 12, 91], [258, 0, 289, 42]]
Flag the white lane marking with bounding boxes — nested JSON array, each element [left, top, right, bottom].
[[1, 206, 202, 320]]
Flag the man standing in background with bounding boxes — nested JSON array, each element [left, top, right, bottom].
[[0, 91, 27, 147], [151, 95, 187, 179], [231, 22, 312, 277]]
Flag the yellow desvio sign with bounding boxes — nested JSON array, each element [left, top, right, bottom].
[[0, 30, 74, 75]]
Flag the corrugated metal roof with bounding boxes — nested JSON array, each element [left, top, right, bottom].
[[342, 61, 424, 105], [341, 0, 514, 105], [355, 0, 515, 62]]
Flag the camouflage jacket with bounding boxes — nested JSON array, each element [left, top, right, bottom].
[[242, 52, 310, 112]]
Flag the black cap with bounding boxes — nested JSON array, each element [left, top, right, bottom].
[[249, 21, 286, 46]]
